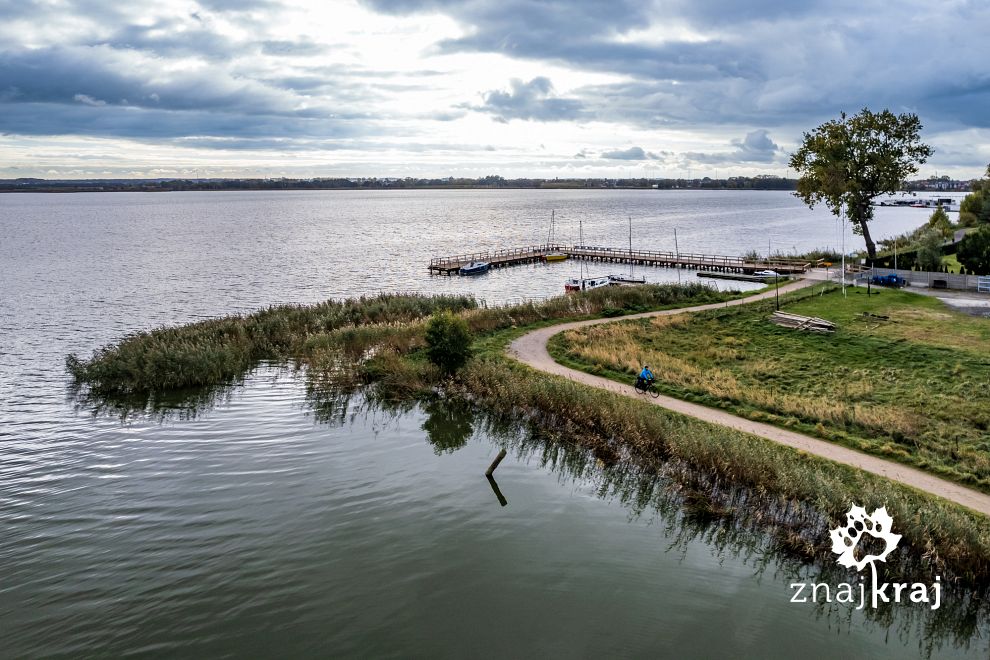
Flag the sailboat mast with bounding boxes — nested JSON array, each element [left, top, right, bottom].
[[579, 218, 584, 280], [628, 215, 633, 276]]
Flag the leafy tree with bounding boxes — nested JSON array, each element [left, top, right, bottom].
[[960, 165, 990, 227], [927, 206, 954, 239], [915, 229, 944, 272], [957, 226, 990, 275], [425, 311, 472, 373], [789, 108, 933, 259]]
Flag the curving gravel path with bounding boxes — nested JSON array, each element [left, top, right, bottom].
[[508, 279, 990, 516]]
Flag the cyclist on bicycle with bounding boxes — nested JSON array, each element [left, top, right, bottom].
[[637, 365, 654, 388]]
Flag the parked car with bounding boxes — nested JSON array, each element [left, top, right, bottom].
[[869, 273, 909, 288]]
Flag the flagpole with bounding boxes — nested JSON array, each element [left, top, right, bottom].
[[841, 208, 846, 298]]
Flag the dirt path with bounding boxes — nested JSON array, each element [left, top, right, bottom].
[[509, 279, 990, 516]]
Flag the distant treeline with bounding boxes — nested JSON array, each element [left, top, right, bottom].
[[0, 174, 800, 193]]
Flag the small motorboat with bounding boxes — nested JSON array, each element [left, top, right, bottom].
[[458, 261, 490, 276], [545, 252, 568, 262]]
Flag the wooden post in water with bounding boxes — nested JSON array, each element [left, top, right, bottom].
[[486, 475, 508, 507], [486, 448, 507, 476]]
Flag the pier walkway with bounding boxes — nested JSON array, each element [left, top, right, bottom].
[[429, 244, 810, 275]]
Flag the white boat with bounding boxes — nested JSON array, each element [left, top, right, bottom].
[[607, 216, 646, 285], [564, 222, 612, 293], [565, 276, 613, 292], [874, 194, 959, 212], [608, 274, 646, 285], [873, 193, 917, 207]]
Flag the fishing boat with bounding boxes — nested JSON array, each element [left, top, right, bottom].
[[458, 261, 490, 276], [608, 216, 646, 285], [544, 210, 568, 262]]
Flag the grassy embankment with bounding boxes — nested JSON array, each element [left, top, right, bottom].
[[67, 285, 733, 396], [550, 285, 990, 491], [67, 284, 990, 583]]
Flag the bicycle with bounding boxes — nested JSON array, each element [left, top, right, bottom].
[[634, 377, 661, 398]]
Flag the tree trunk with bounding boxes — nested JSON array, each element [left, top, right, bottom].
[[859, 219, 877, 260]]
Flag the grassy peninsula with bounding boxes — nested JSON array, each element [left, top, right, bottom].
[[67, 284, 990, 584], [550, 286, 990, 491]]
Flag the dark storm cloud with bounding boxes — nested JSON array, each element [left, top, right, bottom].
[[361, 0, 750, 80], [260, 39, 329, 57], [0, 102, 356, 143], [363, 0, 650, 34], [2, 0, 988, 169], [0, 45, 373, 144], [685, 130, 781, 165], [363, 0, 990, 133], [0, 47, 297, 114], [470, 77, 584, 122], [102, 19, 240, 61], [600, 146, 659, 160]]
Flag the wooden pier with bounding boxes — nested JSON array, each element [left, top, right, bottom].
[[697, 272, 786, 283], [428, 244, 810, 276]]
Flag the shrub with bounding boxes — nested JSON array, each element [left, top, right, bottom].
[[957, 226, 990, 275], [927, 207, 953, 238], [915, 229, 944, 272], [425, 311, 472, 373]]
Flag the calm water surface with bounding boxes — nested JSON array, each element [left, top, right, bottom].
[[0, 190, 980, 657]]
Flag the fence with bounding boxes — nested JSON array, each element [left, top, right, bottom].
[[852, 267, 988, 292]]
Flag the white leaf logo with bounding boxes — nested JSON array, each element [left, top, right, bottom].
[[829, 505, 901, 571]]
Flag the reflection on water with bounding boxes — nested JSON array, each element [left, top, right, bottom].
[[26, 371, 986, 657], [423, 398, 475, 454], [0, 190, 980, 657]]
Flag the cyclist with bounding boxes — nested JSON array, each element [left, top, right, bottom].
[[637, 365, 655, 389]]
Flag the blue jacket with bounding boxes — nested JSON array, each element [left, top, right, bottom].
[[639, 367, 654, 380]]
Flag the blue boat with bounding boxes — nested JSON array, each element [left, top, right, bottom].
[[458, 261, 490, 276]]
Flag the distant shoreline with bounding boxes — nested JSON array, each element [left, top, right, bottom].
[[2, 175, 970, 194], [0, 177, 799, 194]]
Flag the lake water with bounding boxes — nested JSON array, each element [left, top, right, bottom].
[[0, 190, 980, 657]]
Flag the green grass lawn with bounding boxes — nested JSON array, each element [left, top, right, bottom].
[[550, 286, 990, 490]]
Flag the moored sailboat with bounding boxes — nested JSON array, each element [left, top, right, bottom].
[[609, 215, 646, 285], [565, 219, 614, 292], [544, 210, 568, 262], [565, 275, 612, 292]]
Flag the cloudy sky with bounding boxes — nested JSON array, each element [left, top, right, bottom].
[[1, 0, 988, 179]]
